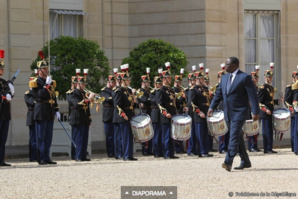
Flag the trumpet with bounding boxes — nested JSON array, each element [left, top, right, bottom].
[[180, 85, 187, 91], [136, 90, 144, 98], [84, 88, 105, 103]]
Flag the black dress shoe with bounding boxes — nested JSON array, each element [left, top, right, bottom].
[[115, 157, 123, 160], [266, 150, 278, 154], [46, 160, 57, 164], [201, 154, 213, 157], [108, 154, 114, 158], [142, 152, 150, 156], [38, 161, 48, 165], [154, 155, 162, 158], [29, 159, 37, 162], [0, 162, 11, 166], [295, 152, 298, 155], [82, 158, 91, 161], [164, 156, 170, 159], [222, 162, 231, 172], [234, 164, 251, 170], [75, 159, 82, 162], [249, 148, 261, 152], [170, 156, 179, 159], [123, 157, 138, 161]]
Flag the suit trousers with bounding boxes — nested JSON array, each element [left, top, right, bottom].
[[224, 120, 250, 166], [73, 124, 89, 160], [35, 120, 54, 162], [104, 122, 114, 157], [219, 132, 230, 152], [113, 123, 123, 159], [291, 117, 295, 152], [152, 123, 162, 157], [0, 120, 9, 163], [161, 123, 175, 158], [29, 125, 37, 161], [294, 113, 298, 153], [119, 122, 134, 159], [261, 118, 273, 152], [187, 122, 197, 155]]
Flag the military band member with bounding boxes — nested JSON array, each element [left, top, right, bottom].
[[150, 76, 163, 158], [25, 74, 38, 162], [247, 67, 261, 152], [114, 65, 138, 161], [66, 76, 77, 160], [33, 51, 60, 165], [187, 68, 198, 156], [190, 69, 213, 157], [291, 70, 298, 155], [0, 50, 14, 166], [68, 75, 93, 161], [173, 71, 188, 154], [100, 75, 116, 158], [138, 70, 153, 156], [157, 69, 179, 159], [284, 70, 298, 152], [112, 68, 123, 160], [258, 66, 279, 154], [212, 68, 228, 154]]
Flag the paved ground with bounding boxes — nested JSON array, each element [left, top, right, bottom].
[[1, 148, 298, 199]]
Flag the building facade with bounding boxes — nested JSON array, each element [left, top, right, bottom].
[[0, 0, 296, 146]]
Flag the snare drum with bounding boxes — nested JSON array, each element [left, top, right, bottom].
[[207, 111, 228, 136], [272, 108, 291, 132], [130, 114, 154, 142], [243, 119, 259, 136], [171, 114, 192, 140]]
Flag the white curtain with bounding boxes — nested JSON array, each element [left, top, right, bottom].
[[244, 13, 275, 84], [63, 15, 77, 37], [50, 13, 60, 39]]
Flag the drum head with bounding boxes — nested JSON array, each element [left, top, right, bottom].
[[273, 108, 290, 119], [172, 114, 192, 124], [131, 114, 150, 128], [207, 110, 224, 122]]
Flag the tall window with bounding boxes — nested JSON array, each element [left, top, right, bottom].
[[244, 11, 279, 85], [50, 10, 85, 39]]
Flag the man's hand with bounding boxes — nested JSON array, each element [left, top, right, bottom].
[[5, 94, 12, 101], [266, 109, 271, 115], [8, 83, 15, 96], [183, 107, 188, 112], [56, 112, 61, 120], [139, 103, 144, 108], [207, 109, 213, 117], [199, 112, 206, 118], [46, 76, 52, 85], [252, 114, 259, 121], [124, 116, 128, 121]]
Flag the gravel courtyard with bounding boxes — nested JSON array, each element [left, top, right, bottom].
[[1, 149, 297, 199]]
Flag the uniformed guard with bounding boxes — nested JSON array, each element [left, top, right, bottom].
[[138, 68, 153, 156], [67, 72, 93, 162], [284, 69, 298, 153], [247, 65, 261, 152], [150, 74, 163, 158], [290, 69, 298, 155], [0, 49, 14, 166], [100, 75, 116, 158], [25, 71, 38, 162], [213, 64, 228, 154], [157, 62, 179, 159], [66, 76, 77, 160], [173, 68, 188, 153], [112, 68, 123, 160], [258, 63, 279, 154], [33, 51, 60, 165], [187, 65, 198, 156], [114, 64, 138, 161], [190, 64, 213, 157]]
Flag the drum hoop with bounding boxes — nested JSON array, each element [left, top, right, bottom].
[[208, 119, 224, 124], [130, 113, 151, 128]]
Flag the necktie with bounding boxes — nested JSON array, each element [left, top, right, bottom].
[[227, 74, 233, 93]]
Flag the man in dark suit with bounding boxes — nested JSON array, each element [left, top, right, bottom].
[[208, 57, 259, 171]]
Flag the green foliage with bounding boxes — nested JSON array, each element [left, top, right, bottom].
[[122, 39, 188, 88], [30, 36, 110, 100]]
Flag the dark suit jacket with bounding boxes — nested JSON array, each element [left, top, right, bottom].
[[210, 70, 259, 122]]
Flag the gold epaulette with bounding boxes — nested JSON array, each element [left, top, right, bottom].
[[190, 86, 194, 90], [29, 78, 38, 88], [66, 89, 73, 94], [292, 82, 298, 90], [113, 87, 119, 92], [258, 85, 264, 89], [101, 87, 106, 91], [78, 100, 86, 106], [150, 89, 155, 93], [287, 84, 291, 88], [25, 90, 29, 94]]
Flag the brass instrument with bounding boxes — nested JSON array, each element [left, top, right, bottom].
[[136, 90, 144, 98], [84, 88, 105, 103], [180, 85, 186, 91]]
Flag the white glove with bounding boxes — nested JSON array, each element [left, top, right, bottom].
[[8, 83, 15, 96], [295, 106, 298, 112], [56, 112, 61, 120], [6, 94, 11, 101], [46, 76, 52, 85]]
